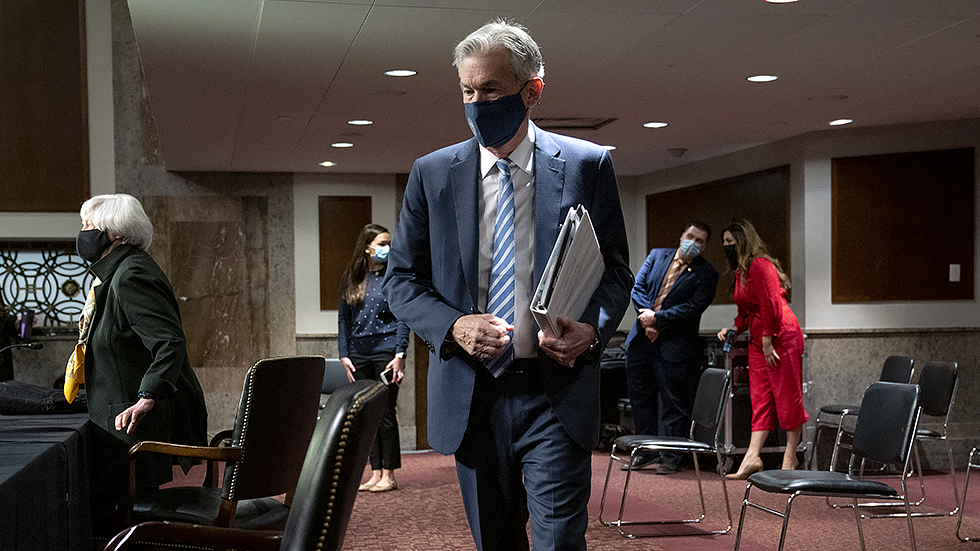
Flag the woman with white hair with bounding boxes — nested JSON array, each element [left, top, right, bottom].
[[73, 193, 207, 534]]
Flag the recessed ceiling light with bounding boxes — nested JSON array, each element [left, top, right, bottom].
[[385, 70, 417, 77], [319, 161, 336, 167], [602, 145, 616, 151], [331, 142, 354, 148], [348, 120, 373, 126], [643, 122, 668, 129], [766, 0, 798, 3], [829, 118, 853, 126], [747, 75, 778, 83]]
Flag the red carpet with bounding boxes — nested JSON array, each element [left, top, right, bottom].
[[341, 450, 975, 550], [166, 449, 976, 549]]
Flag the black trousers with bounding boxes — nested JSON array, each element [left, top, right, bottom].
[[350, 350, 401, 470]]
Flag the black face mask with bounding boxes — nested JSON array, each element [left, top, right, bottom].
[[723, 244, 739, 266], [76, 229, 113, 263]]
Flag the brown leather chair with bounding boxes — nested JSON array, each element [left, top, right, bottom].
[[104, 379, 388, 551], [122, 355, 325, 530]]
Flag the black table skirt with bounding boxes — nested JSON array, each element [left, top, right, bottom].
[[0, 412, 92, 550]]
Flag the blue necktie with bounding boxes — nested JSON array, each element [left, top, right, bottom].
[[486, 159, 515, 377]]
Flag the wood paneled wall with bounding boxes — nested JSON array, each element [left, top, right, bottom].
[[832, 148, 975, 302], [318, 196, 371, 310], [0, 0, 89, 212]]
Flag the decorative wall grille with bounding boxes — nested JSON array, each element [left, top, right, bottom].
[[0, 246, 95, 328]]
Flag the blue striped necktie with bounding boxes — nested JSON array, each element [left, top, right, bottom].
[[486, 159, 515, 377]]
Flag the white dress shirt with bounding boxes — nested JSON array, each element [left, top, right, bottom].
[[477, 125, 537, 359]]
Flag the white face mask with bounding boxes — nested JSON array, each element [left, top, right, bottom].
[[679, 239, 701, 258]]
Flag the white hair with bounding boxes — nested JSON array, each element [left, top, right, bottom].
[[80, 194, 154, 250], [453, 20, 544, 81]]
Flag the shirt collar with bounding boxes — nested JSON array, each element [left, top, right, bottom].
[[478, 123, 535, 178]]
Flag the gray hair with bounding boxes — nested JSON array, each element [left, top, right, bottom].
[[452, 20, 544, 81], [80, 193, 154, 250]]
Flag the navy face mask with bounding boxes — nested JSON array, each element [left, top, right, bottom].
[[464, 83, 530, 148]]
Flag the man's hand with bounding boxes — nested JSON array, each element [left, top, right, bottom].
[[637, 308, 659, 342], [538, 317, 594, 367], [114, 397, 155, 435], [451, 314, 513, 361], [637, 308, 656, 329]]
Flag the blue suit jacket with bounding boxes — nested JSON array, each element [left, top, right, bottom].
[[625, 248, 718, 363], [383, 124, 632, 454]]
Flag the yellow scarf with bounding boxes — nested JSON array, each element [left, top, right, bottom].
[[64, 278, 100, 403]]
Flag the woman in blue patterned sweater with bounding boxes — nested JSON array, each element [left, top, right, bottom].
[[339, 223, 409, 493]]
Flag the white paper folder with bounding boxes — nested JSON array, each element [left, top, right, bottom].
[[530, 205, 605, 337]]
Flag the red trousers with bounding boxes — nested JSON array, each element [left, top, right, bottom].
[[748, 330, 808, 432]]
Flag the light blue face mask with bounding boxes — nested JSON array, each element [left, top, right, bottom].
[[679, 239, 701, 258], [371, 244, 390, 263]]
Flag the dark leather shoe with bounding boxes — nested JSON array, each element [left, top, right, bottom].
[[656, 461, 681, 475], [621, 452, 660, 471]]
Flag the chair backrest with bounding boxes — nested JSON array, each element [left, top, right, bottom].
[[321, 358, 350, 394], [690, 367, 731, 445], [917, 361, 958, 418], [879, 355, 914, 383], [851, 382, 920, 466], [281, 379, 388, 551], [223, 356, 325, 501]]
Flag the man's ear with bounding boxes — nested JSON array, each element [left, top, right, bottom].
[[524, 77, 544, 107]]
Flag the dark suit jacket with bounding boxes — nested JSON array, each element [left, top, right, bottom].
[[384, 123, 632, 454], [87, 245, 208, 484], [625, 248, 718, 363]]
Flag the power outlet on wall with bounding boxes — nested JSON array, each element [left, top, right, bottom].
[[950, 264, 961, 282]]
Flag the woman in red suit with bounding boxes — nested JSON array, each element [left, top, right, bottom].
[[717, 219, 808, 479]]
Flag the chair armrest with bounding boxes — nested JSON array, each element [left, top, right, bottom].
[[103, 521, 282, 551], [209, 429, 234, 447], [124, 442, 243, 525], [128, 440, 242, 462]]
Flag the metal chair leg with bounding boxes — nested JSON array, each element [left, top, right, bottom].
[[956, 448, 980, 542]]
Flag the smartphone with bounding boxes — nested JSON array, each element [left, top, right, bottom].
[[380, 368, 393, 385]]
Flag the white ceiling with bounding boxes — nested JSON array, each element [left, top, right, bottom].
[[126, 0, 980, 177]]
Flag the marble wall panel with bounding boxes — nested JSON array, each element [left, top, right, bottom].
[[806, 330, 980, 468]]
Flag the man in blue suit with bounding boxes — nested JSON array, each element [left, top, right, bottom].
[[624, 222, 718, 474], [384, 20, 631, 551]]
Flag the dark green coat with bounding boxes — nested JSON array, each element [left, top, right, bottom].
[[86, 244, 207, 487]]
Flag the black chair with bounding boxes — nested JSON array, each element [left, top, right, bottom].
[[598, 367, 733, 537], [830, 361, 960, 518], [734, 382, 922, 551], [123, 356, 325, 530], [104, 379, 388, 551], [956, 446, 980, 542], [319, 357, 351, 409], [901, 361, 959, 517], [808, 355, 914, 471]]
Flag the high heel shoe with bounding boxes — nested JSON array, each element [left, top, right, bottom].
[[726, 457, 764, 480]]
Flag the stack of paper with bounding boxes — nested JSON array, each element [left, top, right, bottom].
[[530, 205, 605, 337]]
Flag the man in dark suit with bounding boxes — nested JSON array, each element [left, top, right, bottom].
[[624, 222, 718, 474], [384, 20, 631, 551]]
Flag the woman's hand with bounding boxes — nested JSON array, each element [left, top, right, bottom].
[[762, 336, 780, 368], [115, 397, 155, 435], [717, 327, 733, 341], [341, 357, 356, 383], [386, 355, 406, 385]]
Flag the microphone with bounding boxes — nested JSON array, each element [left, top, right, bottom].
[[0, 342, 44, 354], [722, 330, 737, 353]]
